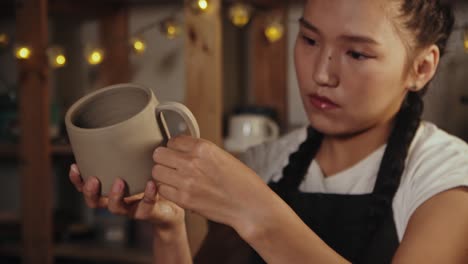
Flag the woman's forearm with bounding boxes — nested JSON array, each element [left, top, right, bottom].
[[237, 191, 351, 264], [152, 223, 193, 264]]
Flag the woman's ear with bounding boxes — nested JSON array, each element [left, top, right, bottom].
[[405, 44, 440, 92]]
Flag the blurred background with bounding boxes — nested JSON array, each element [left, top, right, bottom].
[[0, 0, 466, 263]]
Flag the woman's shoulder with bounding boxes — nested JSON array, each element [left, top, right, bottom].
[[240, 126, 308, 182], [403, 121, 468, 187], [393, 121, 468, 239], [413, 121, 467, 148], [407, 121, 468, 166]]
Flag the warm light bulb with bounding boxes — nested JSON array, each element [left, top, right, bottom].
[[167, 25, 177, 37], [0, 33, 9, 47], [229, 3, 251, 28], [132, 38, 146, 54], [189, 0, 210, 13], [47, 46, 66, 68], [87, 49, 104, 65], [15, 46, 32, 60], [161, 18, 181, 39], [264, 20, 284, 43], [55, 55, 66, 66], [198, 0, 208, 11]]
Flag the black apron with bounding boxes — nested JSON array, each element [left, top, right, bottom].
[[250, 127, 400, 264]]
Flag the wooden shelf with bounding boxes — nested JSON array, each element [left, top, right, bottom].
[[0, 143, 74, 158], [0, 242, 152, 263]]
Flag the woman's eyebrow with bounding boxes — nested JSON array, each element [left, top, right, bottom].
[[299, 17, 322, 35], [340, 35, 380, 45], [299, 17, 381, 46]]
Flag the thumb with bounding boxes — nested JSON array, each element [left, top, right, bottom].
[[132, 181, 158, 220]]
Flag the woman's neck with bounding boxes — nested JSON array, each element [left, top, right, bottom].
[[315, 120, 394, 177]]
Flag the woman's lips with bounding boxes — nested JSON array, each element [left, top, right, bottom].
[[308, 94, 340, 110]]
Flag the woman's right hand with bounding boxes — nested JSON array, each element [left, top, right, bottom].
[[68, 164, 186, 230]]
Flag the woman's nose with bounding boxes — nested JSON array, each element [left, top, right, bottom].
[[313, 50, 339, 88]]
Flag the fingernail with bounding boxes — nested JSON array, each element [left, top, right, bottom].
[[92, 177, 99, 186], [113, 179, 123, 192], [87, 177, 99, 191], [146, 181, 156, 194], [71, 164, 79, 173], [86, 178, 97, 192], [154, 147, 163, 156]]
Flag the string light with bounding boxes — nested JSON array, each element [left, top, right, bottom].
[[264, 19, 284, 43], [228, 3, 252, 28], [464, 27, 468, 53], [198, 0, 209, 11], [189, 0, 210, 13], [160, 18, 181, 39], [15, 45, 32, 60], [131, 37, 146, 54], [0, 33, 9, 48], [7, 9, 466, 66], [86, 48, 104, 65], [47, 46, 67, 68], [56, 55, 66, 65]]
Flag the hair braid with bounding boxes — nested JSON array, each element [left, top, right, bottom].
[[367, 91, 424, 231], [276, 127, 323, 204]]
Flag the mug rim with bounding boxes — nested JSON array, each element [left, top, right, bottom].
[[230, 114, 274, 121], [65, 83, 154, 133]]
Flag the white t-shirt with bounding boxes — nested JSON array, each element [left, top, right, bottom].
[[241, 121, 468, 241]]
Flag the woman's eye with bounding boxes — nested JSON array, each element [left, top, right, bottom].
[[302, 36, 316, 46], [348, 51, 372, 60]]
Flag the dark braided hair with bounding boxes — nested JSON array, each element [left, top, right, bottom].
[[277, 0, 455, 234]]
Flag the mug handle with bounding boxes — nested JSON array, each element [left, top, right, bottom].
[[155, 102, 201, 138], [265, 118, 279, 141]]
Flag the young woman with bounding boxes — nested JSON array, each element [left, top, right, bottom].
[[70, 0, 468, 263]]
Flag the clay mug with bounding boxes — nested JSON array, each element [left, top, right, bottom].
[[224, 114, 279, 153], [65, 83, 200, 197]]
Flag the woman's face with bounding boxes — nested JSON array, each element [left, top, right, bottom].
[[295, 0, 411, 136]]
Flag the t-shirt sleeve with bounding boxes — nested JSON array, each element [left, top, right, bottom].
[[395, 130, 468, 239]]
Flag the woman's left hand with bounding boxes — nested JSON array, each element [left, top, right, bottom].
[[152, 135, 274, 235]]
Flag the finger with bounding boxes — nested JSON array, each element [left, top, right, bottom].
[[69, 164, 84, 192], [169, 136, 214, 158], [108, 178, 130, 215], [158, 184, 187, 208], [131, 181, 158, 220], [142, 180, 157, 204], [167, 135, 199, 153], [153, 147, 190, 169], [83, 177, 108, 208], [152, 164, 184, 189]]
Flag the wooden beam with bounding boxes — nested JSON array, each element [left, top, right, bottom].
[[97, 6, 131, 85], [184, 0, 223, 255], [16, 0, 52, 263], [184, 1, 223, 146], [250, 7, 288, 128]]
